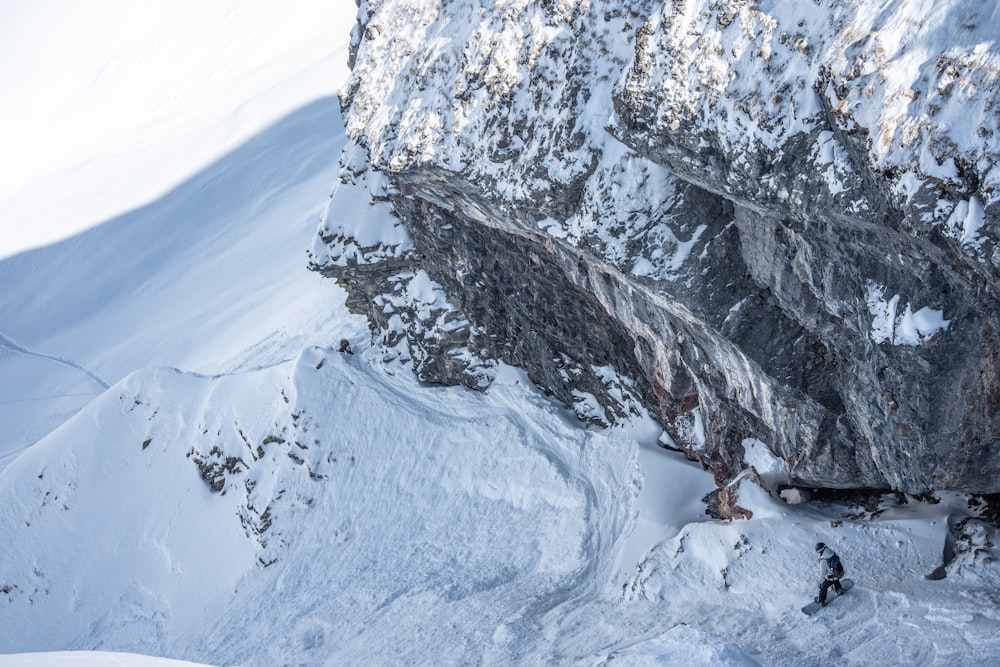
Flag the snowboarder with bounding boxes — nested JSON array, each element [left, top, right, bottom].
[[814, 542, 845, 605], [338, 338, 353, 354]]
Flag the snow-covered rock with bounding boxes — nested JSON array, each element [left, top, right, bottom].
[[323, 0, 1000, 494]]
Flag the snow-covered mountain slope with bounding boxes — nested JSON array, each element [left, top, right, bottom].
[[2, 304, 996, 662], [0, 350, 638, 663], [6, 344, 999, 666], [0, 97, 362, 463], [0, 0, 352, 259], [0, 1, 365, 465], [3, 2, 1000, 666]]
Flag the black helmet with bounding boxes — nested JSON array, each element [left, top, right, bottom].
[[815, 542, 826, 552]]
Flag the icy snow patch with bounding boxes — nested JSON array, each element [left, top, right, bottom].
[[813, 130, 850, 196], [742, 437, 788, 491], [676, 406, 707, 451], [866, 282, 950, 346], [944, 196, 987, 249]]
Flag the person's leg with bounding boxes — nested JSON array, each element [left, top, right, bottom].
[[817, 579, 832, 603], [834, 578, 844, 594]]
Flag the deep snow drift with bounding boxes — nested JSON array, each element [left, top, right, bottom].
[[2, 2, 1000, 666]]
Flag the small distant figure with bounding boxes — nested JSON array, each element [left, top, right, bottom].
[[338, 338, 353, 354], [814, 542, 845, 605]]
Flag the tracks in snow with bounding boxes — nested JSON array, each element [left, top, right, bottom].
[[0, 331, 109, 390]]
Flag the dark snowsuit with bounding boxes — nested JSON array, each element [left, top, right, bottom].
[[816, 546, 844, 604]]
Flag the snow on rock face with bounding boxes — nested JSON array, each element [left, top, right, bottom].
[[609, 0, 1000, 493], [340, 0, 720, 282], [614, 0, 1000, 222], [329, 0, 1000, 493], [343, 0, 645, 199]]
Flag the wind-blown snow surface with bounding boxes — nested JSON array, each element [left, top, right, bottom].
[[3, 2, 1000, 666], [0, 352, 639, 663]]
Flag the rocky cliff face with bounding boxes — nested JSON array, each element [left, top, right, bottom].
[[312, 0, 1000, 494]]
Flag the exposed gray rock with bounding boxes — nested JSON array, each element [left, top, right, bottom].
[[316, 0, 1000, 493]]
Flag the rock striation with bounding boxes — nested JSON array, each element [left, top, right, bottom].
[[312, 0, 1000, 494]]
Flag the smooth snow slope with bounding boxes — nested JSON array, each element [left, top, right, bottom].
[[0, 0, 352, 258], [2, 2, 1000, 666], [0, 653, 213, 667], [0, 1, 366, 463]]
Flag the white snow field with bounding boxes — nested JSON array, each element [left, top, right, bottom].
[[0, 653, 212, 667], [2, 2, 1000, 666], [0, 0, 364, 464]]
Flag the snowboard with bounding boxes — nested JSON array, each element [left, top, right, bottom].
[[801, 578, 854, 615]]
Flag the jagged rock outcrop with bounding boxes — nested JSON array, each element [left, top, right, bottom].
[[313, 0, 1000, 493]]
